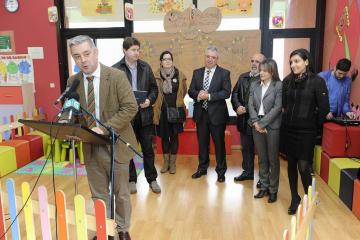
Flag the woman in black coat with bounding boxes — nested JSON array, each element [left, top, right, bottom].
[[282, 49, 329, 215]]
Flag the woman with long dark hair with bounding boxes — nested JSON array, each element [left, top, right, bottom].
[[248, 59, 282, 203], [153, 51, 187, 174], [282, 49, 329, 214]]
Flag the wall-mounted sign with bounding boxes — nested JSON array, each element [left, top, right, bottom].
[[0, 31, 16, 54]]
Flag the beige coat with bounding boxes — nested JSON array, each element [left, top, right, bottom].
[[66, 64, 138, 164], [153, 68, 187, 125]]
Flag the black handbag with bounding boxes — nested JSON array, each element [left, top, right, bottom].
[[163, 97, 186, 123], [166, 106, 186, 123]]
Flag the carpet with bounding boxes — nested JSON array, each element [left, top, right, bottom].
[[15, 155, 144, 176]]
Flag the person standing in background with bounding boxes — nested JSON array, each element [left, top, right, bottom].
[[282, 49, 329, 215], [231, 53, 266, 189], [153, 50, 187, 174], [112, 37, 160, 194], [318, 58, 355, 120], [188, 46, 231, 183], [248, 59, 282, 203]]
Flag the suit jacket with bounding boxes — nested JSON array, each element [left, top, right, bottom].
[[248, 80, 282, 130], [112, 58, 158, 126], [231, 72, 260, 132], [188, 66, 231, 125], [66, 64, 138, 164]]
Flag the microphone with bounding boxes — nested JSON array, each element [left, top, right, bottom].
[[63, 92, 80, 122], [54, 79, 80, 105]]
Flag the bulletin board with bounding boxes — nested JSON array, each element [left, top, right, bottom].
[[133, 30, 261, 87]]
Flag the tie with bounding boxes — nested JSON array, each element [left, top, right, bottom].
[[202, 69, 211, 110], [86, 76, 96, 128]]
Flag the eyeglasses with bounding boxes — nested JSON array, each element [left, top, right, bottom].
[[162, 58, 172, 61]]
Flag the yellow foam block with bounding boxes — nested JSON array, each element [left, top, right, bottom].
[[328, 158, 360, 195]]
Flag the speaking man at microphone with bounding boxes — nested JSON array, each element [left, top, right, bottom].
[[65, 35, 138, 240]]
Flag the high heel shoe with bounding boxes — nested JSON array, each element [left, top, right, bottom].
[[288, 196, 301, 215]]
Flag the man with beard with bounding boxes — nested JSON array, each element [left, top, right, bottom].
[[231, 53, 266, 187]]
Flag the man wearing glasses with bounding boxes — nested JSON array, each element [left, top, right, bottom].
[[231, 53, 266, 187]]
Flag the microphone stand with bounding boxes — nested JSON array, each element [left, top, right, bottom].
[[79, 106, 142, 220]]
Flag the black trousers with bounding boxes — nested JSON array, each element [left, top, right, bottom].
[[239, 130, 255, 176], [196, 109, 227, 176], [129, 119, 157, 184]]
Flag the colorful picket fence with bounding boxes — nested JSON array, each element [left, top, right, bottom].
[[282, 178, 319, 240], [0, 178, 115, 239]]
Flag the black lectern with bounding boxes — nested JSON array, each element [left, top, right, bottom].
[[19, 119, 110, 194]]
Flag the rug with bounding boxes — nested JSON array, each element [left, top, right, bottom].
[[15, 155, 144, 176]]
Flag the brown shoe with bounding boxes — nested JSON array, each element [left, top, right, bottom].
[[119, 231, 131, 240]]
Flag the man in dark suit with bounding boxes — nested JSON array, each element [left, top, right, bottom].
[[112, 37, 160, 194], [188, 46, 231, 182], [231, 53, 266, 186], [67, 35, 137, 240]]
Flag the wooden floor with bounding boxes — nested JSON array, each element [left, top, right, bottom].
[[1, 151, 360, 239]]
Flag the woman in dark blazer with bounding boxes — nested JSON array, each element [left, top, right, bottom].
[[282, 49, 329, 214], [153, 51, 187, 174], [248, 59, 282, 203]]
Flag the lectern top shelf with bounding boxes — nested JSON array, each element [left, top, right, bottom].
[[19, 119, 110, 145]]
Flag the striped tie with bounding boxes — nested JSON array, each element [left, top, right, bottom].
[[86, 76, 96, 128], [202, 69, 211, 110]]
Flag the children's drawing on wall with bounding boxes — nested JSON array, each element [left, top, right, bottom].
[[216, 0, 253, 15], [149, 0, 185, 13], [0, 55, 34, 84]]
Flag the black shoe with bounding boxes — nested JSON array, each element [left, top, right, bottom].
[[256, 180, 262, 189], [217, 175, 225, 183], [192, 170, 207, 179], [268, 192, 277, 203], [288, 196, 301, 215], [119, 231, 131, 240], [234, 173, 254, 182], [93, 236, 114, 240], [254, 189, 269, 198]]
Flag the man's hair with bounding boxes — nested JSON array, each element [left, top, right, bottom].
[[205, 45, 218, 56], [69, 35, 96, 49], [123, 37, 141, 50], [336, 58, 351, 72]]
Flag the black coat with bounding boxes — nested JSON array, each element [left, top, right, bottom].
[[282, 72, 330, 130], [231, 72, 260, 132], [188, 66, 231, 125], [112, 58, 158, 126]]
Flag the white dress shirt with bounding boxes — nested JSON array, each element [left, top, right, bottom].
[[203, 66, 216, 101], [83, 63, 101, 124], [258, 80, 271, 116]]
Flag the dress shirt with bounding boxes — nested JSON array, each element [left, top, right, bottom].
[[126, 59, 138, 91], [203, 66, 216, 101], [83, 63, 101, 124], [258, 80, 271, 116]]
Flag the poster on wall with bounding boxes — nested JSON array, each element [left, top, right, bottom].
[[148, 0, 185, 13], [81, 0, 116, 16], [0, 54, 34, 86], [216, 0, 253, 15], [270, 1, 286, 28], [0, 31, 16, 54]]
